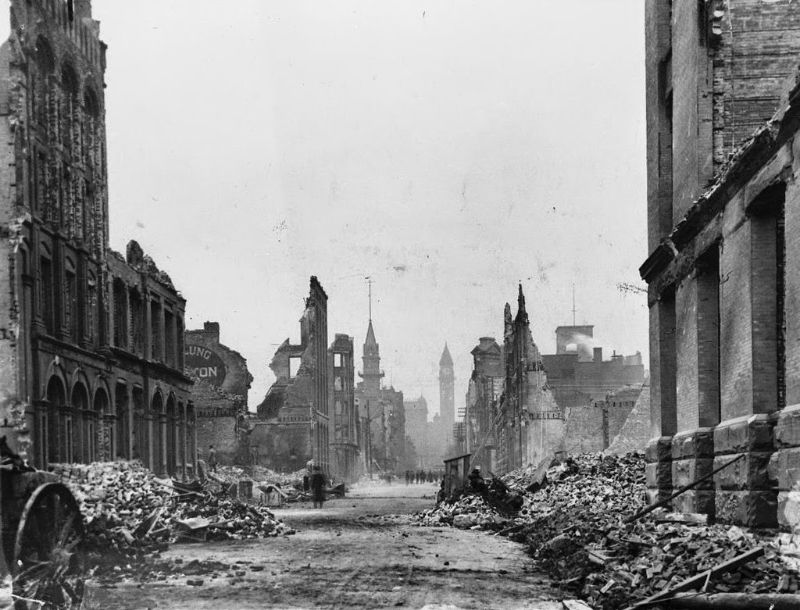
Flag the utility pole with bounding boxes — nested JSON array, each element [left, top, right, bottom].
[[572, 283, 577, 326]]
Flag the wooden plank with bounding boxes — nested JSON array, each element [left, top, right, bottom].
[[626, 547, 764, 609], [662, 592, 800, 609]]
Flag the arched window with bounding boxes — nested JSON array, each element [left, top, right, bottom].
[[70, 382, 89, 463], [45, 376, 65, 466], [39, 245, 55, 335], [32, 37, 54, 129], [113, 278, 128, 349], [166, 395, 177, 476], [64, 257, 77, 341], [92, 389, 109, 462], [86, 271, 97, 345], [151, 392, 164, 474], [115, 383, 130, 460], [84, 86, 99, 118]]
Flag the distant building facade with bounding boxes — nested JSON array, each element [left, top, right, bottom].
[[185, 322, 252, 466], [0, 0, 196, 477], [254, 277, 331, 474], [462, 337, 503, 472], [642, 0, 800, 527], [542, 325, 645, 409], [330, 333, 359, 483]]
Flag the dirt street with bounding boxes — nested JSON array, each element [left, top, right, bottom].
[[83, 482, 562, 609]]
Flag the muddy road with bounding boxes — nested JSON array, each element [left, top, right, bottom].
[[84, 483, 561, 609]]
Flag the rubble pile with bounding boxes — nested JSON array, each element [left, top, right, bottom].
[[52, 461, 294, 563], [417, 453, 799, 609]]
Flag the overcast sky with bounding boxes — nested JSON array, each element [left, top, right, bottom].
[[84, 0, 647, 417]]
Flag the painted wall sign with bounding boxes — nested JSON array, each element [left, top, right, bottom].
[[185, 344, 227, 387]]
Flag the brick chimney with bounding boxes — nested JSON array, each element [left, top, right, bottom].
[[593, 347, 603, 363], [73, 0, 92, 19], [203, 321, 220, 343]]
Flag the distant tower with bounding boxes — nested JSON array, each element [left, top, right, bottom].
[[439, 344, 455, 432], [360, 319, 384, 396]]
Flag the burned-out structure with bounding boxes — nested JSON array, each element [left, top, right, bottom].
[[643, 0, 800, 526], [0, 0, 196, 476], [541, 325, 645, 409], [495, 286, 563, 472], [461, 337, 503, 471], [354, 319, 412, 474], [185, 322, 252, 466], [330, 333, 359, 482], [254, 277, 331, 474]]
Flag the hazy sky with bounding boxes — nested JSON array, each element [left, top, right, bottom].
[[81, 1, 647, 417]]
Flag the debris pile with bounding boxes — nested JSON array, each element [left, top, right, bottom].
[[52, 461, 294, 564], [417, 453, 799, 609]]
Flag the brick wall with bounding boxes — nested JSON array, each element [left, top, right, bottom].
[[719, 223, 754, 421], [565, 405, 605, 454], [785, 180, 800, 406], [676, 278, 700, 432], [192, 380, 241, 465]]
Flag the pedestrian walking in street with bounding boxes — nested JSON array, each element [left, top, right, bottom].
[[310, 465, 327, 509], [207, 445, 217, 472]]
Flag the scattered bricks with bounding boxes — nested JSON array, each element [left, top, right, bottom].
[[714, 414, 774, 454], [714, 452, 773, 491], [715, 490, 777, 527]]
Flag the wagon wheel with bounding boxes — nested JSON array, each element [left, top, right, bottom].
[[12, 483, 85, 610]]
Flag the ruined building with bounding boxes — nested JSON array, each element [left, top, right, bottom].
[[0, 0, 196, 476], [254, 277, 330, 474], [184, 322, 252, 466], [354, 319, 411, 473], [330, 333, 359, 483], [642, 0, 800, 526], [541, 325, 645, 408], [495, 286, 563, 473], [462, 337, 503, 472]]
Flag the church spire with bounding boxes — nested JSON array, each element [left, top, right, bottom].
[[439, 342, 453, 367]]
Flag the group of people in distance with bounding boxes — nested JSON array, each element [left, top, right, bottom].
[[404, 469, 438, 485]]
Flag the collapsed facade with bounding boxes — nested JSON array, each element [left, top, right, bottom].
[[254, 277, 331, 475], [330, 333, 359, 483], [643, 0, 800, 526], [0, 0, 196, 476], [185, 322, 252, 466], [496, 287, 564, 472], [462, 337, 503, 471]]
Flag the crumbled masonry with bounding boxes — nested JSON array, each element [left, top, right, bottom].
[[51, 461, 294, 576], [417, 453, 799, 609]]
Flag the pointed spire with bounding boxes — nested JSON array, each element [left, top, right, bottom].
[[440, 342, 453, 367], [517, 284, 528, 324], [365, 319, 378, 347]]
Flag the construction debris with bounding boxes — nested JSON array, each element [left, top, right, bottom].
[[416, 452, 799, 609], [51, 461, 295, 570]]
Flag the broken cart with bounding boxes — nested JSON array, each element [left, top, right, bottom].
[[1, 468, 85, 609]]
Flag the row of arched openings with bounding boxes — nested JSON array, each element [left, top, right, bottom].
[[40, 376, 195, 476]]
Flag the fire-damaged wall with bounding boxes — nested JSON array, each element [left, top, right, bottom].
[[185, 322, 252, 465], [0, 0, 196, 477], [564, 385, 644, 454], [643, 0, 800, 526], [254, 277, 331, 474], [495, 286, 564, 473]]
